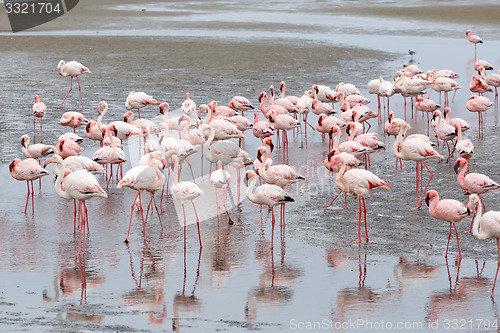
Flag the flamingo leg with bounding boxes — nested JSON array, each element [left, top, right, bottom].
[[78, 200, 84, 255], [361, 197, 368, 242], [270, 207, 276, 249], [76, 76, 83, 108], [73, 199, 77, 234], [453, 222, 462, 258], [325, 190, 343, 207], [138, 192, 146, 241], [192, 201, 202, 249], [152, 193, 163, 228], [58, 77, 73, 108], [182, 202, 187, 249], [492, 239, 500, 298], [415, 162, 432, 209], [354, 197, 363, 243], [24, 181, 30, 214], [124, 191, 141, 243], [445, 222, 452, 257]]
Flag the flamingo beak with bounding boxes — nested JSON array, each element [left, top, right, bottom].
[[256, 150, 262, 163], [178, 116, 184, 125], [269, 142, 274, 152], [424, 194, 430, 207], [453, 161, 460, 174], [97, 106, 102, 115]]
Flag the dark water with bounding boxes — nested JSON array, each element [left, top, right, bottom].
[[1, 1, 500, 332]]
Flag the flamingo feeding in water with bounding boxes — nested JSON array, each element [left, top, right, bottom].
[[425, 190, 470, 258], [467, 194, 500, 298], [57, 60, 91, 108], [32, 95, 47, 142], [244, 170, 294, 249], [9, 158, 50, 214]]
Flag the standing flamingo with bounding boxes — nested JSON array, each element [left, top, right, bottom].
[[210, 160, 232, 225], [453, 123, 474, 162], [182, 92, 196, 116], [466, 95, 493, 139], [49, 155, 107, 254], [117, 151, 165, 243], [57, 60, 91, 108], [252, 111, 275, 141], [454, 157, 500, 232], [60, 112, 89, 133], [244, 170, 294, 249], [467, 194, 500, 298], [170, 154, 204, 249], [32, 95, 47, 142], [330, 157, 391, 243], [20, 135, 56, 159], [466, 30, 483, 59], [478, 65, 500, 106], [125, 91, 160, 119], [9, 158, 50, 214], [392, 121, 443, 209], [228, 96, 254, 115], [425, 190, 470, 258]]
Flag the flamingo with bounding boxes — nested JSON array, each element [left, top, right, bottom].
[[256, 147, 304, 187], [170, 154, 204, 249], [84, 120, 103, 145], [466, 30, 483, 58], [32, 95, 46, 142], [453, 123, 474, 162], [199, 123, 241, 167], [324, 149, 363, 208], [244, 170, 294, 249], [367, 77, 382, 111], [378, 76, 394, 111], [311, 84, 340, 104], [392, 120, 443, 209], [96, 101, 144, 142], [182, 92, 196, 116], [57, 60, 91, 108], [454, 157, 499, 232], [228, 96, 254, 115], [253, 137, 274, 174], [125, 91, 159, 119], [9, 158, 50, 214], [425, 190, 470, 258], [435, 69, 459, 79], [210, 160, 232, 225], [415, 97, 440, 127], [402, 64, 423, 76], [269, 85, 299, 113], [466, 95, 493, 139], [316, 114, 346, 150], [335, 82, 361, 96], [60, 112, 89, 133], [199, 104, 245, 140], [426, 70, 461, 107], [117, 151, 165, 243], [44, 155, 105, 174], [123, 111, 156, 135], [467, 194, 500, 298], [443, 107, 471, 134], [267, 109, 300, 150], [469, 75, 492, 95], [56, 139, 85, 159], [474, 58, 493, 72], [478, 65, 500, 106], [49, 155, 107, 254], [432, 110, 456, 163], [20, 135, 56, 159], [280, 81, 307, 112], [92, 124, 127, 187], [329, 157, 391, 243], [311, 99, 335, 116]]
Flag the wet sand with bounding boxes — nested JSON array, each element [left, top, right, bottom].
[[2, 0, 500, 332]]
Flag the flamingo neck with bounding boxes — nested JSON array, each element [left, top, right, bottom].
[[259, 94, 268, 116], [149, 154, 165, 190], [258, 151, 269, 178], [54, 159, 72, 200], [335, 160, 347, 193], [172, 155, 180, 185], [333, 128, 341, 149], [392, 126, 406, 160], [246, 174, 257, 202], [97, 103, 108, 132], [472, 200, 488, 240]]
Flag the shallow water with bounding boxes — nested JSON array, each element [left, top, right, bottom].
[[2, 0, 500, 332]]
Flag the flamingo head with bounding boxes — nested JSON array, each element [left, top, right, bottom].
[[466, 30, 471, 36], [263, 137, 274, 152], [466, 194, 479, 213], [453, 158, 466, 174], [317, 114, 324, 126], [258, 92, 266, 103], [280, 81, 285, 93], [123, 111, 133, 123], [244, 170, 256, 186], [20, 135, 29, 148], [97, 101, 107, 115], [159, 102, 169, 114], [57, 60, 65, 75], [9, 158, 21, 173], [57, 140, 65, 152]]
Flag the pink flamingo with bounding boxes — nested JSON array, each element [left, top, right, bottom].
[[316, 114, 346, 150], [466, 95, 493, 139], [474, 58, 493, 72], [57, 139, 85, 159], [392, 121, 443, 209], [49, 155, 107, 254], [125, 91, 159, 119], [44, 155, 105, 174], [335, 82, 361, 96], [244, 170, 294, 249], [402, 64, 423, 76], [378, 76, 394, 111], [57, 60, 91, 108], [117, 151, 165, 243], [32, 95, 46, 142], [311, 84, 340, 104], [443, 107, 471, 133], [348, 123, 385, 169], [311, 99, 335, 116], [170, 154, 204, 249], [478, 65, 500, 106], [425, 190, 470, 258], [453, 123, 474, 162], [199, 104, 245, 140], [466, 30, 483, 59], [252, 111, 275, 141], [432, 110, 456, 164], [469, 75, 492, 95], [267, 109, 300, 151], [210, 160, 232, 225], [20, 135, 56, 159], [324, 149, 363, 208], [269, 85, 299, 113], [454, 157, 500, 232], [9, 158, 50, 214], [330, 156, 391, 243], [182, 92, 196, 116], [426, 70, 461, 107], [123, 111, 156, 135], [228, 96, 254, 115], [60, 112, 89, 133], [84, 120, 103, 146], [92, 124, 127, 188], [467, 194, 500, 298], [253, 137, 274, 174], [416, 97, 440, 128], [258, 91, 288, 118]]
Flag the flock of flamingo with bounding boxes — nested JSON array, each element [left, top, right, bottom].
[[8, 30, 500, 297]]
